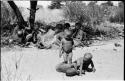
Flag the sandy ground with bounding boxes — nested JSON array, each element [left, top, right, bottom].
[[1, 39, 124, 81]]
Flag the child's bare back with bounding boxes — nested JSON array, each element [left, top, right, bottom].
[[72, 53, 96, 75]]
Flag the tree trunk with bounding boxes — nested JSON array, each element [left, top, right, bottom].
[[29, 1, 38, 30], [8, 1, 27, 29], [27, 1, 39, 43]]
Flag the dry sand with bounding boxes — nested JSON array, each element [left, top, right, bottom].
[[1, 39, 124, 81]]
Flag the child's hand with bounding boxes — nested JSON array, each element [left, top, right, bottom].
[[79, 73, 82, 76], [92, 67, 96, 72], [59, 53, 62, 58], [78, 71, 82, 76], [81, 70, 85, 75], [78, 70, 85, 76], [59, 48, 62, 58], [59, 51, 62, 58]]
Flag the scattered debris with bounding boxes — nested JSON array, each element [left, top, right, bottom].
[[96, 37, 102, 41], [114, 43, 122, 47], [113, 48, 117, 51]]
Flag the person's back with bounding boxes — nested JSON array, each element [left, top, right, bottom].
[[73, 53, 93, 66], [72, 53, 95, 75]]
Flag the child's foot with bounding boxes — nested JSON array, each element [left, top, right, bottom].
[[63, 61, 68, 64], [81, 70, 85, 74]]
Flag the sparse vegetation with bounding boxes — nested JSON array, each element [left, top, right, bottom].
[[1, 1, 124, 47], [63, 1, 124, 40], [48, 0, 63, 9], [95, 22, 121, 40], [1, 1, 124, 80]]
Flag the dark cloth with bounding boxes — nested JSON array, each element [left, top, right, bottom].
[[73, 60, 92, 70], [62, 47, 72, 54]]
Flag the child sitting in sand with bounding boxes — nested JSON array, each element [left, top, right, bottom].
[[59, 29, 74, 64], [70, 53, 96, 76]]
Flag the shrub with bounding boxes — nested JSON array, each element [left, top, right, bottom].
[[95, 22, 121, 39], [109, 7, 124, 23], [1, 1, 17, 28], [63, 1, 106, 26], [48, 1, 63, 9], [63, 1, 90, 23]]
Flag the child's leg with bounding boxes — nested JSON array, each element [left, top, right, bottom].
[[68, 52, 73, 64], [63, 53, 68, 63], [59, 48, 64, 58]]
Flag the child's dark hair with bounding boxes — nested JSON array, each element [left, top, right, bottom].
[[65, 29, 72, 38], [75, 22, 82, 27], [64, 23, 70, 29], [56, 24, 63, 30], [45, 25, 54, 31]]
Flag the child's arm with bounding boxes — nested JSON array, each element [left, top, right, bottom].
[[71, 62, 77, 71], [79, 60, 84, 76], [59, 40, 63, 58], [91, 60, 96, 72], [72, 39, 75, 49]]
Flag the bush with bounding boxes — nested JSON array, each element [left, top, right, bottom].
[[1, 1, 17, 36], [1, 1, 17, 28], [63, 1, 90, 23], [63, 1, 124, 40], [63, 1, 106, 26], [95, 22, 121, 39], [109, 7, 124, 23], [48, 1, 63, 9]]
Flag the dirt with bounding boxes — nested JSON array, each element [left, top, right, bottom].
[[1, 38, 124, 80]]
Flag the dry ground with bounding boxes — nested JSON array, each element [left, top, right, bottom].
[[1, 39, 124, 81]]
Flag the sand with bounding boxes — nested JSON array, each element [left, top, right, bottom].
[[1, 39, 124, 81]]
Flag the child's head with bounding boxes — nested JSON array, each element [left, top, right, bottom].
[[55, 24, 63, 33], [17, 30, 23, 37], [83, 53, 93, 61], [64, 29, 72, 38], [64, 23, 70, 29], [75, 22, 82, 29], [56, 24, 63, 30]]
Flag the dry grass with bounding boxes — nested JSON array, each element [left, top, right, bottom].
[[1, 52, 32, 81]]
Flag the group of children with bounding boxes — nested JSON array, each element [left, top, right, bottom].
[[56, 22, 96, 76], [14, 21, 96, 76]]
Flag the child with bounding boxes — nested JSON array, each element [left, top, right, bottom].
[[54, 23, 70, 47], [71, 53, 96, 76], [59, 29, 74, 64], [72, 22, 87, 47]]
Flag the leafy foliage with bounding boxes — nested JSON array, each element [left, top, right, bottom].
[[48, 1, 63, 9], [63, 1, 124, 39], [1, 1, 17, 28]]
